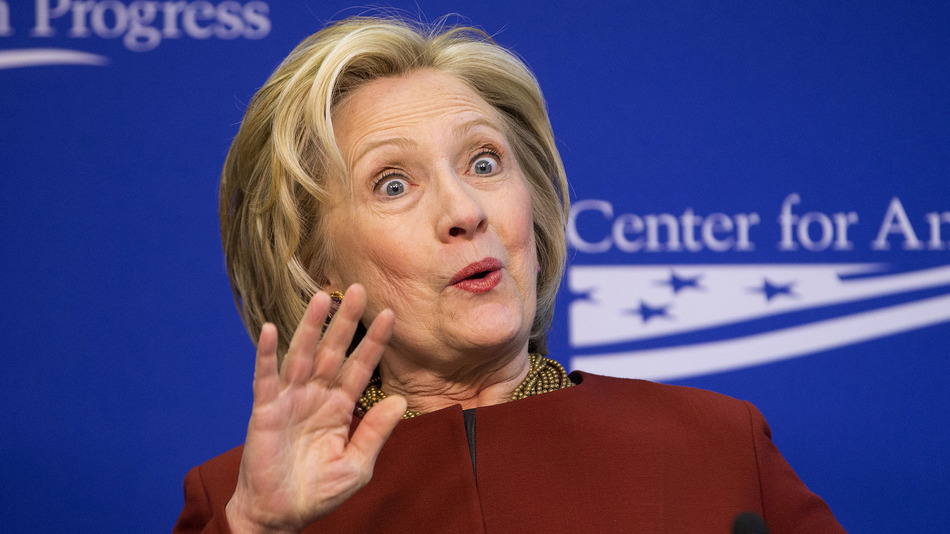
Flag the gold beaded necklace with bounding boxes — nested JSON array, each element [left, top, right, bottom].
[[356, 353, 574, 419]]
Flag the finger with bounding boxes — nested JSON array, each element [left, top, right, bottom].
[[347, 394, 407, 471], [340, 308, 394, 401], [282, 292, 332, 386], [252, 323, 280, 405], [311, 284, 367, 382]]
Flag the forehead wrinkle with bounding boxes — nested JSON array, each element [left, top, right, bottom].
[[337, 75, 508, 175]]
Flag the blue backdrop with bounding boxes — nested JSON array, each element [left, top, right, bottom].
[[2, 1, 948, 531]]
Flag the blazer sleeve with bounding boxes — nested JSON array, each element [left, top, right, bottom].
[[744, 401, 847, 534], [172, 463, 234, 534]]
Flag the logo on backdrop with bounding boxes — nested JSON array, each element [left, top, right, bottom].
[[0, 0, 271, 69], [567, 194, 950, 380]]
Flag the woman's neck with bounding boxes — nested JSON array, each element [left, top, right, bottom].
[[378, 349, 532, 414]]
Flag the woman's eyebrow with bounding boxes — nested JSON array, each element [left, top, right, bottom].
[[351, 137, 417, 167], [454, 117, 505, 139], [350, 116, 505, 168]]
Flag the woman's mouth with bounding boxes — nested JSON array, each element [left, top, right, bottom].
[[450, 258, 503, 293]]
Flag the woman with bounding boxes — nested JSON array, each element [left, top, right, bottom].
[[175, 16, 845, 533]]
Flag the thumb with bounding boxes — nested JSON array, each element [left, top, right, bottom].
[[347, 395, 407, 472]]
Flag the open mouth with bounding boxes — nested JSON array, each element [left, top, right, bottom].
[[450, 258, 503, 293], [467, 270, 491, 280], [450, 258, 503, 284]]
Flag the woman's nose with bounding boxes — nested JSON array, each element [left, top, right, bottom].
[[434, 170, 488, 242]]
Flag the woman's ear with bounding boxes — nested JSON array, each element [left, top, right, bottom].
[[322, 271, 344, 295]]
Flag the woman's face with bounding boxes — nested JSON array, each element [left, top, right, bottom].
[[324, 69, 538, 370]]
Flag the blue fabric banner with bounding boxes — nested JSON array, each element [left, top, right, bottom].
[[2, 1, 947, 531]]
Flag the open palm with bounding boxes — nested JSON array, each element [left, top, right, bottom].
[[225, 285, 406, 533]]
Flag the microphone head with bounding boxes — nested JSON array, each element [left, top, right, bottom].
[[732, 511, 770, 534]]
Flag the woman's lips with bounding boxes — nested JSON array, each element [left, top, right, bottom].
[[450, 258, 503, 293]]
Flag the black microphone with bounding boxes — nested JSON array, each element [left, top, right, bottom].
[[732, 511, 769, 534]]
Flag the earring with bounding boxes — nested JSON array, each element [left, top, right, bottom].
[[327, 291, 344, 321]]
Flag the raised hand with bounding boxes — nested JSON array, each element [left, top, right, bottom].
[[225, 284, 406, 533]]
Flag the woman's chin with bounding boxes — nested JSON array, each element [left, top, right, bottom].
[[445, 304, 530, 353]]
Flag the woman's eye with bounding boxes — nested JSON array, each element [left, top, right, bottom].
[[472, 154, 500, 175], [379, 177, 407, 197]]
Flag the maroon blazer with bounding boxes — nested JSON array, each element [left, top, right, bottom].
[[174, 372, 845, 533]]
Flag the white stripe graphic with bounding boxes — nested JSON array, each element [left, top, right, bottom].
[[570, 293, 950, 381], [0, 49, 110, 70], [569, 263, 950, 347]]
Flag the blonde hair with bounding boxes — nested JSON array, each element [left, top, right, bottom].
[[221, 16, 569, 363]]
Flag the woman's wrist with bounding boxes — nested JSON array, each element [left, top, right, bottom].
[[225, 494, 299, 534]]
